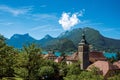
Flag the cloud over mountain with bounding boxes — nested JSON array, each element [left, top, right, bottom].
[[58, 9, 85, 30]]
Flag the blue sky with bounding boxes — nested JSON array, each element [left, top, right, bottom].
[[0, 0, 120, 40]]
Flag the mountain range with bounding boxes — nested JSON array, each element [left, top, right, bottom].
[[6, 27, 120, 52]]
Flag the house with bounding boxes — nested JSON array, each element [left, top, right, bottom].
[[89, 51, 107, 63], [43, 52, 57, 60], [65, 51, 106, 64], [113, 60, 120, 70], [54, 57, 64, 63], [87, 61, 117, 78], [66, 53, 78, 64]]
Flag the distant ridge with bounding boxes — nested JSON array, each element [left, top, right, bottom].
[[57, 27, 120, 51], [6, 33, 37, 48], [6, 27, 120, 51]]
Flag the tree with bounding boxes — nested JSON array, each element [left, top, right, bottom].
[[79, 71, 104, 80], [59, 61, 68, 78], [64, 71, 104, 80], [64, 65, 104, 80], [108, 73, 120, 80], [14, 44, 42, 80], [66, 62, 81, 76], [117, 52, 120, 60], [14, 52, 29, 79], [64, 75, 79, 80], [39, 60, 60, 80], [0, 34, 17, 79], [38, 66, 54, 80]]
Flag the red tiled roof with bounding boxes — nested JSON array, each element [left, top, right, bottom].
[[43, 53, 56, 59], [66, 52, 78, 61], [54, 57, 63, 63], [113, 60, 120, 70], [87, 61, 116, 77], [89, 51, 106, 63], [66, 51, 106, 62]]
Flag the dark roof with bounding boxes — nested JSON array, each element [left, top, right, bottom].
[[89, 51, 107, 63], [66, 52, 78, 61], [66, 51, 106, 62]]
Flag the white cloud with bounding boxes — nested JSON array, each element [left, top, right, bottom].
[[29, 25, 50, 31], [0, 5, 32, 16], [29, 25, 62, 33], [58, 9, 85, 30]]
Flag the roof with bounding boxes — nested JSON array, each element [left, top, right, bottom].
[[54, 57, 64, 63], [66, 51, 106, 62], [66, 52, 78, 61], [43, 53, 56, 59], [113, 60, 120, 70], [89, 51, 107, 63], [87, 61, 116, 77]]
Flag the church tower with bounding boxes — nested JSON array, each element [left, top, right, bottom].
[[78, 31, 89, 69]]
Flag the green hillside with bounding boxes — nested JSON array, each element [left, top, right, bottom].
[[6, 27, 120, 52]]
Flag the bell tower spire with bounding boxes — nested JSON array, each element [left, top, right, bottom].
[[80, 30, 87, 44], [78, 30, 89, 69]]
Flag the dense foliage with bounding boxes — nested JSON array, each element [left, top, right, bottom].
[[0, 34, 120, 80], [0, 34, 17, 79]]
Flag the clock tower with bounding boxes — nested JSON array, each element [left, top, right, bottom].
[[78, 31, 89, 69]]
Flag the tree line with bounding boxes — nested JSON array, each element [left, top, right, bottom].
[[0, 34, 120, 80]]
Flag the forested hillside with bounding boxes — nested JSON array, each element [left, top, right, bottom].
[[6, 27, 120, 52]]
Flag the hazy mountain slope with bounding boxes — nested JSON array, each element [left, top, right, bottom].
[[6, 27, 120, 51], [43, 38, 76, 52], [6, 33, 37, 48], [38, 34, 54, 47], [58, 27, 104, 46], [58, 27, 120, 50], [38, 34, 76, 52]]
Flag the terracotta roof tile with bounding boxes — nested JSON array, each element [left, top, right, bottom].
[[87, 61, 115, 77], [66, 51, 106, 62], [66, 52, 78, 61], [54, 57, 63, 63], [89, 51, 106, 63], [113, 60, 120, 70], [43, 53, 56, 59]]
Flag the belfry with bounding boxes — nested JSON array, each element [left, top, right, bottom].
[[78, 31, 89, 69]]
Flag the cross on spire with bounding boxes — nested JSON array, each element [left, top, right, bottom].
[[80, 30, 87, 44]]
